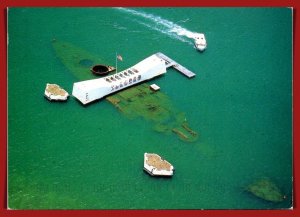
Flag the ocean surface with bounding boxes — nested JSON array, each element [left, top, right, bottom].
[[8, 7, 292, 209]]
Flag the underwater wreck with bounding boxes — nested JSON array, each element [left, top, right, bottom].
[[246, 178, 287, 203], [91, 64, 115, 76], [52, 40, 199, 142]]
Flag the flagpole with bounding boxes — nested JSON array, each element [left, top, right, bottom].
[[115, 52, 117, 73]]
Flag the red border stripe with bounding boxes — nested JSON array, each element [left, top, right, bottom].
[[1, 1, 299, 217]]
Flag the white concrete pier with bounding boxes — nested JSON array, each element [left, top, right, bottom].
[[155, 52, 196, 78]]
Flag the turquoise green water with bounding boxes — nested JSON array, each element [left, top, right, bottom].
[[8, 7, 292, 209]]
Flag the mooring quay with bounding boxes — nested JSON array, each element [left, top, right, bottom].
[[155, 52, 196, 78]]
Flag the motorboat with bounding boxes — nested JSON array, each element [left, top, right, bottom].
[[194, 33, 207, 52]]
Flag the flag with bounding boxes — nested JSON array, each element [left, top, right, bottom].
[[117, 54, 123, 61]]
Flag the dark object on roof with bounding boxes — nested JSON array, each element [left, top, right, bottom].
[[91, 64, 115, 76]]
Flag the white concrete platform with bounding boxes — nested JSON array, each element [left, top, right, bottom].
[[150, 84, 160, 91], [72, 54, 166, 105], [144, 153, 174, 177]]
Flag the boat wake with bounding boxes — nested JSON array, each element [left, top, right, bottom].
[[116, 7, 200, 46]]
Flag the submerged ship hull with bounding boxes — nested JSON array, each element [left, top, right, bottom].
[[52, 40, 198, 142]]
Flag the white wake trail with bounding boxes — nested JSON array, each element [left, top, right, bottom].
[[116, 7, 200, 44]]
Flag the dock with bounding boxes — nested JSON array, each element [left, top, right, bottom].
[[155, 52, 196, 78]]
